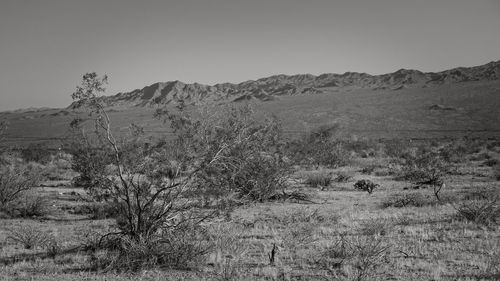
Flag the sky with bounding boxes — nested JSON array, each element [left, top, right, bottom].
[[0, 0, 499, 111]]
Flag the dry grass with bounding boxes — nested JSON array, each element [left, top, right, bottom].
[[0, 140, 500, 281]]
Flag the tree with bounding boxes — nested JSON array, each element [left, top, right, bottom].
[[70, 73, 290, 241]]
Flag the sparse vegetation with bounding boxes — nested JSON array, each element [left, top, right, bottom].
[[456, 196, 500, 226], [395, 149, 450, 186], [20, 144, 53, 164], [334, 171, 353, 183], [12, 191, 51, 218], [64, 73, 298, 272], [303, 170, 332, 188], [382, 192, 430, 208], [313, 235, 391, 281], [0, 163, 42, 211], [0, 120, 8, 144], [7, 225, 52, 249], [1, 75, 500, 281], [494, 164, 500, 180], [353, 179, 379, 194], [71, 202, 120, 220], [286, 125, 352, 168]]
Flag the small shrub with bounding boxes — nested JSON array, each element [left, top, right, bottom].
[[228, 154, 291, 202], [312, 235, 390, 281], [102, 224, 213, 271], [358, 219, 392, 236], [334, 172, 353, 183], [286, 126, 352, 168], [461, 189, 497, 201], [494, 165, 500, 181], [348, 236, 391, 281], [312, 236, 353, 276], [20, 144, 52, 164], [42, 156, 75, 181], [482, 242, 500, 279], [44, 236, 62, 258], [470, 152, 491, 161], [439, 142, 468, 163], [270, 208, 326, 225], [69, 144, 114, 201], [71, 202, 120, 220], [208, 223, 248, 280], [7, 225, 51, 249], [13, 192, 51, 218], [354, 179, 379, 194], [80, 230, 119, 253], [383, 139, 411, 159], [382, 193, 430, 208], [484, 158, 499, 167], [395, 150, 450, 188], [456, 198, 500, 226], [304, 171, 332, 188], [0, 164, 42, 208], [359, 164, 378, 175], [374, 168, 391, 177]]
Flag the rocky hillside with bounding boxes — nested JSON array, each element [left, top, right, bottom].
[[71, 60, 500, 108]]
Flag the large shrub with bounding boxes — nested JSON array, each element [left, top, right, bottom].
[[168, 105, 292, 203], [70, 73, 292, 270], [286, 125, 352, 168]]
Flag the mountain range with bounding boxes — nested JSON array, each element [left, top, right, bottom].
[[71, 60, 500, 108]]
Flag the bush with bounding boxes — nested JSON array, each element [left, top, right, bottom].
[[19, 144, 52, 164], [438, 141, 469, 163], [286, 125, 352, 168], [0, 164, 42, 209], [179, 105, 292, 203], [7, 225, 52, 249], [354, 179, 379, 194], [359, 163, 379, 175], [304, 171, 332, 188], [382, 193, 430, 208], [456, 197, 500, 226], [312, 235, 390, 281], [358, 219, 393, 236], [70, 73, 294, 272], [69, 145, 114, 201], [483, 158, 499, 167], [71, 202, 120, 220], [382, 139, 411, 159], [93, 224, 213, 271], [334, 172, 353, 183], [225, 152, 290, 202], [12, 192, 51, 218], [44, 236, 62, 258], [395, 150, 450, 187], [42, 154, 75, 181]]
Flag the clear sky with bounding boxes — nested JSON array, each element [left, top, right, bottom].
[[0, 0, 499, 111]]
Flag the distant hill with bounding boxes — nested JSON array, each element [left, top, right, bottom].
[[69, 60, 500, 108], [2, 60, 500, 146]]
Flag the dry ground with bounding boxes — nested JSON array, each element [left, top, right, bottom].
[[0, 148, 499, 281]]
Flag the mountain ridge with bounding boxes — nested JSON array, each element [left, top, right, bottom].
[[70, 60, 500, 108]]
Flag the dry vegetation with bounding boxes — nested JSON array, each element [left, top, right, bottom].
[[0, 74, 499, 281]]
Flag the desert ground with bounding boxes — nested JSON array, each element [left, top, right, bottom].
[[0, 134, 499, 281], [1, 67, 499, 281]]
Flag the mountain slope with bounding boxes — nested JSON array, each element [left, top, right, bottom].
[[70, 60, 500, 108]]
